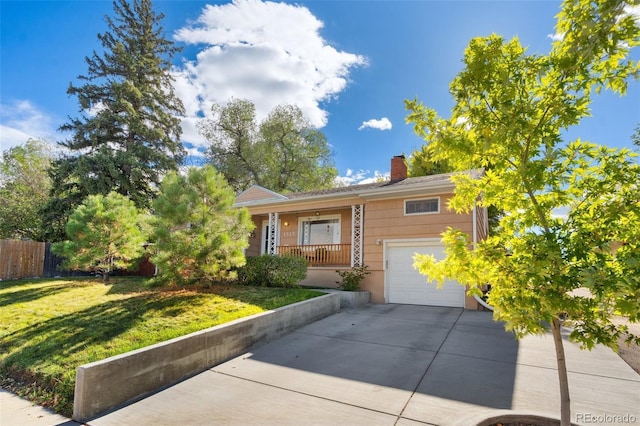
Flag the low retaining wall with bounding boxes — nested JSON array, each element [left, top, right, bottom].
[[73, 292, 340, 422], [321, 290, 371, 308]]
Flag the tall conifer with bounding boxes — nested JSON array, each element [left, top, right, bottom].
[[45, 0, 184, 241]]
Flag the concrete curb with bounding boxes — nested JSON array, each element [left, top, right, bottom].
[[73, 292, 340, 422]]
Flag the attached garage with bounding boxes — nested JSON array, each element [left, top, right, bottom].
[[385, 240, 465, 307]]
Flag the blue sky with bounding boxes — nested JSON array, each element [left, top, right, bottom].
[[1, 0, 639, 184]]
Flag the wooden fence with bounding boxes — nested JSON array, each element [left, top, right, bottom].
[[0, 239, 46, 280], [0, 239, 155, 281]]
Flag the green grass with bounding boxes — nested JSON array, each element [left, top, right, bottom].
[[0, 277, 322, 416]]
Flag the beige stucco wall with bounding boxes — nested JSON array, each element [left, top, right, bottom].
[[298, 268, 345, 288]]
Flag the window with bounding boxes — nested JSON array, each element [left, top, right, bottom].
[[405, 198, 439, 215], [300, 216, 340, 245]]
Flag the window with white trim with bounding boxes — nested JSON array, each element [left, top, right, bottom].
[[405, 198, 439, 215], [299, 216, 340, 245]]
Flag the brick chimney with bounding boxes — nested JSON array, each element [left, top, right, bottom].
[[390, 155, 407, 182]]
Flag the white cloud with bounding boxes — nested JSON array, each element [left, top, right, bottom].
[[358, 117, 392, 131], [0, 100, 57, 152], [86, 101, 106, 118], [335, 168, 389, 186], [173, 0, 367, 148], [546, 32, 564, 42], [623, 4, 640, 24], [551, 205, 570, 221]]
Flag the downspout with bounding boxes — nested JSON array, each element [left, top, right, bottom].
[[472, 205, 493, 311]]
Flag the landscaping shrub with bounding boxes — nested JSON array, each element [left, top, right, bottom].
[[238, 255, 307, 288], [336, 264, 370, 291]]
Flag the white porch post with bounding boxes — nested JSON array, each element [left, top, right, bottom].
[[268, 212, 279, 255], [351, 205, 363, 267]]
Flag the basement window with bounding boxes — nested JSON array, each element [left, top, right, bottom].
[[405, 198, 439, 215]]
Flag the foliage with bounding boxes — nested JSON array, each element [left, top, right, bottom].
[[335, 265, 370, 291], [407, 145, 454, 177], [0, 139, 52, 241], [0, 277, 321, 416], [237, 255, 308, 288], [52, 192, 147, 281], [151, 165, 254, 286], [406, 1, 640, 425], [44, 0, 185, 241], [199, 98, 338, 193]]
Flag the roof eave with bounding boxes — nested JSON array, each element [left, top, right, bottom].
[[233, 179, 457, 209]]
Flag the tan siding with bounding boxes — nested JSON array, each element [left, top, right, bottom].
[[245, 209, 353, 255], [241, 189, 478, 308], [363, 197, 472, 246], [360, 195, 474, 304], [279, 209, 352, 246], [236, 186, 282, 203], [245, 217, 262, 257]]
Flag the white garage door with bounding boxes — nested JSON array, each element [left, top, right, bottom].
[[386, 242, 465, 307]]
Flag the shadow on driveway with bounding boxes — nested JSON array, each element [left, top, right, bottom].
[[88, 304, 639, 426], [216, 304, 518, 414]]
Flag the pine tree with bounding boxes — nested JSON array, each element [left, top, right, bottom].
[[44, 0, 185, 241], [52, 192, 147, 282], [151, 165, 255, 286]]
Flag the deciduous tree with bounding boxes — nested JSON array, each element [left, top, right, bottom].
[[45, 0, 185, 241], [52, 192, 147, 282], [199, 98, 337, 193], [0, 139, 52, 241], [151, 165, 255, 286], [407, 145, 453, 177], [406, 1, 640, 424]]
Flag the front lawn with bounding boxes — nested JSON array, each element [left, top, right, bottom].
[[0, 277, 322, 416]]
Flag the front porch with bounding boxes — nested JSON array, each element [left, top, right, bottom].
[[278, 243, 351, 267], [247, 205, 364, 268]]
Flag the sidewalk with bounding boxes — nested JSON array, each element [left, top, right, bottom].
[[0, 388, 78, 426]]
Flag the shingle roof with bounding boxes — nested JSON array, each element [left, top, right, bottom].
[[285, 170, 479, 199], [234, 170, 483, 207]]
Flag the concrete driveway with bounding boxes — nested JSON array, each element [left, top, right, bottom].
[[85, 304, 639, 426]]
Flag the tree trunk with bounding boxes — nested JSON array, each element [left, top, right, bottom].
[[551, 318, 570, 426], [103, 271, 110, 282]]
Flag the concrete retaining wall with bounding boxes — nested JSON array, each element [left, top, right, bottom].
[[73, 292, 340, 422], [321, 290, 371, 308]]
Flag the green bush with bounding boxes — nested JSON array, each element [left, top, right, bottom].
[[336, 264, 371, 291], [238, 255, 308, 288]]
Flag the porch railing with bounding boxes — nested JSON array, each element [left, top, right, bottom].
[[277, 244, 351, 267]]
